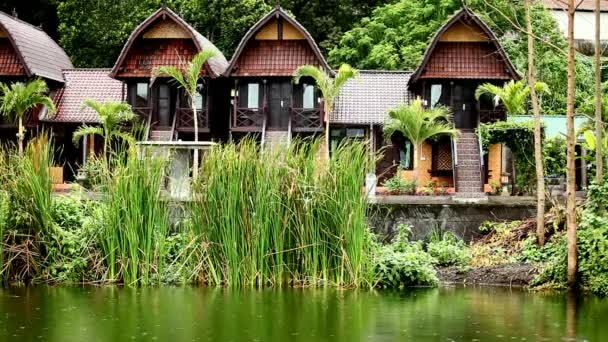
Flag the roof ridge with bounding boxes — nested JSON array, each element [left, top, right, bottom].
[[357, 69, 415, 73], [0, 10, 44, 32], [63, 68, 113, 71]]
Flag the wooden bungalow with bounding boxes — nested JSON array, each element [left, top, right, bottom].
[[407, 7, 520, 197], [109, 6, 230, 142], [0, 10, 73, 145], [224, 6, 332, 145], [333, 8, 520, 198]]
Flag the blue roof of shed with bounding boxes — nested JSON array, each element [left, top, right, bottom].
[[508, 115, 588, 138]]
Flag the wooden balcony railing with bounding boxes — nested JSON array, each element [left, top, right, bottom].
[[291, 108, 323, 132], [176, 108, 208, 131], [233, 107, 266, 131], [479, 109, 506, 123], [133, 107, 152, 121]]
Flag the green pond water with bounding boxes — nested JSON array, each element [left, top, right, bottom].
[[0, 286, 606, 341]]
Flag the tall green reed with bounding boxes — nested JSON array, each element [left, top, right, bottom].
[[99, 149, 170, 285], [191, 138, 372, 288]]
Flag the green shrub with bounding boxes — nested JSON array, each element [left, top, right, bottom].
[[43, 196, 101, 283], [372, 225, 438, 288], [383, 174, 417, 195], [373, 243, 438, 288], [427, 231, 471, 266]]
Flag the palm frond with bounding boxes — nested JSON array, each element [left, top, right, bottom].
[[384, 98, 458, 146], [153, 66, 187, 90], [73, 125, 103, 145], [334, 64, 358, 90], [534, 81, 551, 94]]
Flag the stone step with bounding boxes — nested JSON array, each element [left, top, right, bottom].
[[456, 180, 483, 188], [149, 130, 174, 141], [457, 170, 482, 178], [264, 130, 291, 150], [457, 159, 481, 166]]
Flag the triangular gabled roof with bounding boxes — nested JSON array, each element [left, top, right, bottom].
[[409, 7, 520, 85], [110, 6, 228, 78], [0, 11, 73, 83], [224, 6, 332, 76]]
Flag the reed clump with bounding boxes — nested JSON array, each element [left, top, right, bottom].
[[191, 138, 373, 288], [98, 150, 170, 285]]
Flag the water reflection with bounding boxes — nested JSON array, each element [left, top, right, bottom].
[[0, 286, 605, 341]]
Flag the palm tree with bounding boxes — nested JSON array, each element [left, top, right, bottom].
[[383, 98, 458, 180], [152, 50, 217, 180], [0, 80, 56, 156], [72, 99, 135, 158], [294, 64, 358, 158], [474, 80, 550, 115]]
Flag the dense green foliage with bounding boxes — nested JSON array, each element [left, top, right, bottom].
[[53, 0, 272, 67], [543, 136, 567, 177], [328, 0, 595, 114], [372, 226, 438, 288], [427, 231, 471, 267], [51, 0, 391, 67], [479, 121, 537, 193]]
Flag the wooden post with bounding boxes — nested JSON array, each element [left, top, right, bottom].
[[595, 0, 603, 183], [566, 0, 578, 289]]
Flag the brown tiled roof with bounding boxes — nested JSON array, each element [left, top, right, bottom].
[[231, 40, 321, 76], [116, 39, 199, 78], [111, 7, 228, 78], [332, 71, 413, 125], [542, 0, 608, 11], [410, 8, 520, 85], [0, 11, 73, 83], [44, 69, 123, 123], [0, 38, 25, 76], [421, 42, 512, 79], [225, 7, 332, 76]]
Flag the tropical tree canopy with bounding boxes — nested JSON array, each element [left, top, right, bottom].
[[0, 80, 56, 121], [475, 80, 551, 116], [383, 98, 458, 146], [328, 0, 595, 114], [152, 49, 216, 103], [73, 99, 136, 156], [293, 63, 358, 113], [0, 80, 56, 155]]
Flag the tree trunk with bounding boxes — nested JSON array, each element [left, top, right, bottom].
[[17, 116, 24, 156], [414, 143, 422, 186], [325, 102, 331, 161], [192, 102, 199, 181], [595, 0, 603, 183], [566, 0, 578, 289], [526, 0, 546, 246]]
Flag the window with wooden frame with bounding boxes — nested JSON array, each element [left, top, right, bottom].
[[127, 82, 149, 108], [330, 128, 365, 154], [238, 81, 264, 110]]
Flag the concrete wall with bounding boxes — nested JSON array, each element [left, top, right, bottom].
[[550, 10, 608, 41], [368, 199, 536, 242]]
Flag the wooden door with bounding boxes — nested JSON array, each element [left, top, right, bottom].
[[452, 84, 478, 130], [157, 84, 172, 128], [268, 80, 291, 130]]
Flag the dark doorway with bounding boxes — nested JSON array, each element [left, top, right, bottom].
[[452, 83, 478, 130], [155, 84, 173, 129], [268, 80, 291, 130]]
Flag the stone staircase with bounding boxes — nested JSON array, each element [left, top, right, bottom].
[[453, 131, 487, 201], [149, 130, 174, 142], [263, 130, 291, 150]]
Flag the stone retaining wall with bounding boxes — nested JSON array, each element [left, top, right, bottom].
[[368, 197, 537, 242]]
